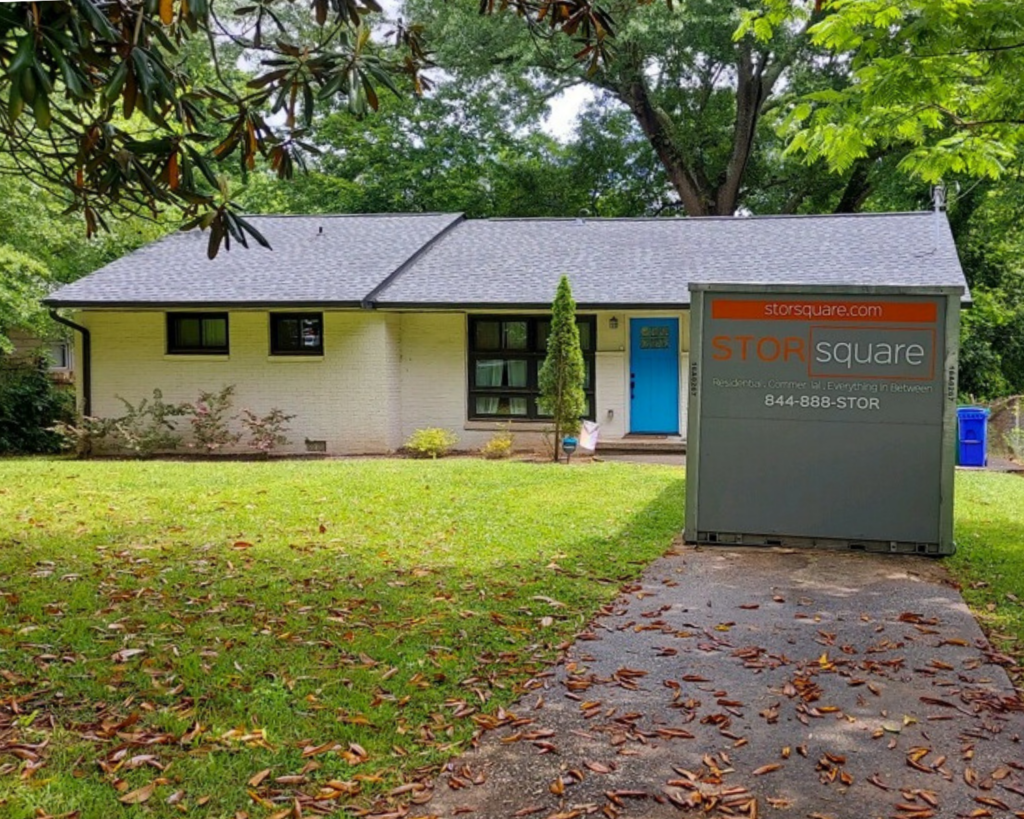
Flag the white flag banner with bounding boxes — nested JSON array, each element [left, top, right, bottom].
[[579, 421, 600, 452]]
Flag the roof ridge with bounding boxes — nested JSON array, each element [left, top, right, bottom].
[[238, 212, 462, 220], [482, 211, 936, 223], [361, 214, 466, 307]]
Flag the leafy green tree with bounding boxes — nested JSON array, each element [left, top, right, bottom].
[[236, 85, 671, 217], [754, 0, 1024, 183], [944, 176, 1024, 398], [0, 173, 165, 285], [959, 290, 1013, 398], [0, 0, 613, 255], [0, 244, 51, 353], [0, 172, 166, 350], [538, 275, 586, 462], [0, 357, 73, 454], [411, 0, 881, 216]]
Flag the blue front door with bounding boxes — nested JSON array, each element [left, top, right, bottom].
[[630, 318, 679, 434]]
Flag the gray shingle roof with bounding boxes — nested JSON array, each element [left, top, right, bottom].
[[44, 213, 463, 307], [45, 211, 967, 308], [375, 212, 967, 306]]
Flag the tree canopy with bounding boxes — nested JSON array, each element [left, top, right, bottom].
[[0, 168, 166, 350], [0, 244, 51, 353], [0, 0, 615, 257], [751, 0, 1024, 183], [236, 84, 671, 218], [3, 0, 1024, 398], [410, 0, 896, 216]]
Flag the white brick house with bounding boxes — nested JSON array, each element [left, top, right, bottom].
[[44, 211, 967, 455]]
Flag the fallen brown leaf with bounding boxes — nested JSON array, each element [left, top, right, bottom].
[[119, 782, 156, 804]]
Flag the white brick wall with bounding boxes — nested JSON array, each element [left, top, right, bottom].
[[74, 307, 691, 456], [384, 313, 403, 450], [397, 312, 484, 448], [80, 310, 395, 454]]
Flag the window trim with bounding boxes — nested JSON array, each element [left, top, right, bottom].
[[269, 312, 325, 357], [166, 312, 230, 355], [47, 341, 72, 371], [467, 314, 596, 422]]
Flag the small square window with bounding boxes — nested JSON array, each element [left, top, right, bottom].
[[474, 321, 501, 351], [538, 319, 591, 352], [503, 321, 528, 350], [270, 313, 323, 356], [167, 313, 229, 354]]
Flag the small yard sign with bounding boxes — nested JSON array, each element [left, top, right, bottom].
[[685, 284, 963, 555]]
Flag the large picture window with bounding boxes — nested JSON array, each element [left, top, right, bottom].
[[468, 315, 595, 420], [270, 313, 324, 356], [167, 313, 229, 355]]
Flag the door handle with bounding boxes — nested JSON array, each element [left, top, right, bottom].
[[630, 372, 635, 400]]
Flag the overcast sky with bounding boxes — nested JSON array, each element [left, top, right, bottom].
[[543, 85, 594, 141]]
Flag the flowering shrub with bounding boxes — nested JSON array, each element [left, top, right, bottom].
[[110, 389, 187, 457], [239, 408, 295, 455], [184, 385, 241, 453]]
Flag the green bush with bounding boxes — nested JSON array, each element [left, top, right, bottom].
[[184, 385, 241, 453], [480, 425, 514, 459], [240, 407, 295, 454], [50, 415, 115, 457], [0, 359, 73, 453], [405, 427, 458, 459], [109, 389, 187, 458], [52, 386, 300, 459]]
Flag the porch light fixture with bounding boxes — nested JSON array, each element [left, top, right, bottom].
[[562, 436, 578, 464], [609, 316, 619, 330]]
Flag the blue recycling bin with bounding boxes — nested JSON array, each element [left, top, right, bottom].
[[957, 407, 990, 467]]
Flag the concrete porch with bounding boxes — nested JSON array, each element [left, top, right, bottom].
[[595, 434, 686, 455]]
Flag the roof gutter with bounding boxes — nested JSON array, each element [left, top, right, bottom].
[[42, 300, 365, 310], [361, 215, 466, 309], [48, 310, 90, 416]]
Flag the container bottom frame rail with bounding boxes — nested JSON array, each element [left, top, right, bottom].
[[686, 530, 952, 557]]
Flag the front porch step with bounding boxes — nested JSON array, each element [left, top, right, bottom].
[[596, 436, 686, 455]]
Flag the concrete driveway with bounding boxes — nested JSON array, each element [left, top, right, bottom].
[[414, 546, 1024, 819]]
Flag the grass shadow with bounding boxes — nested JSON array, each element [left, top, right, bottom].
[[0, 459, 684, 819]]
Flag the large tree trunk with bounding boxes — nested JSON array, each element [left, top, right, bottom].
[[618, 52, 787, 216], [612, 27, 807, 217], [715, 43, 761, 215], [833, 157, 875, 213], [619, 77, 710, 216]]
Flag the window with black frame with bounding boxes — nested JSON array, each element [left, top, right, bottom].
[[270, 313, 324, 356], [166, 313, 229, 354], [467, 315, 595, 420]]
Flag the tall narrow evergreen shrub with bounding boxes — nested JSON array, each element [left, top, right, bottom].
[[538, 275, 586, 462]]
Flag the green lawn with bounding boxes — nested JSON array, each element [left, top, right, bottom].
[[1, 462, 1022, 819], [949, 470, 1024, 688], [0, 459, 684, 819]]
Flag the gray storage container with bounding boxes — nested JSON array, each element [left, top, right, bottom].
[[684, 284, 963, 555]]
